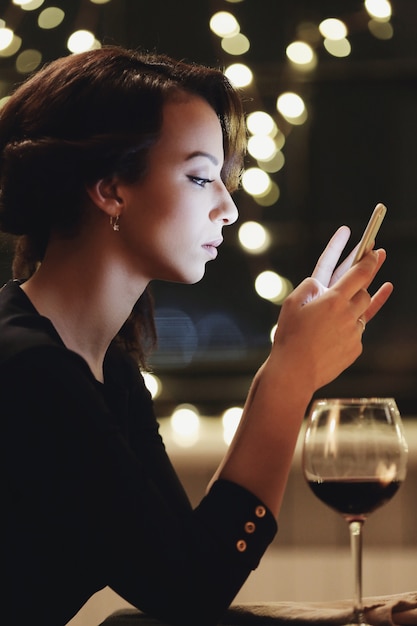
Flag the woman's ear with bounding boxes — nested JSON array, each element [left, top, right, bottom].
[[86, 178, 123, 218]]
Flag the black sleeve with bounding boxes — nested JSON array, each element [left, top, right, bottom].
[[2, 346, 277, 626]]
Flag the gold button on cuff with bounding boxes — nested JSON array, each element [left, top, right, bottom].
[[244, 521, 256, 534], [255, 505, 266, 518], [236, 539, 247, 552]]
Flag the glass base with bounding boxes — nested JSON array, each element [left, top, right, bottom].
[[344, 609, 371, 625]]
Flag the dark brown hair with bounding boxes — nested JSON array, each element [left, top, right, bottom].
[[0, 45, 246, 364]]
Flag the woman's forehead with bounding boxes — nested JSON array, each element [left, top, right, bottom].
[[154, 97, 224, 158]]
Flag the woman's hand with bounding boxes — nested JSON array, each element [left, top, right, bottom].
[[310, 224, 393, 323], [271, 228, 393, 394]]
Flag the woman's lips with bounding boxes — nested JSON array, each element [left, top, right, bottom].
[[202, 238, 223, 259]]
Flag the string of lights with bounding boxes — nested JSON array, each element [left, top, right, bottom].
[[1, 0, 415, 433]]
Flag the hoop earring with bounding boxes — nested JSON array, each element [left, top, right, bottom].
[[110, 215, 120, 232]]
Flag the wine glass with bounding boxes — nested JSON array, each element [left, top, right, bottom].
[[302, 398, 408, 626]]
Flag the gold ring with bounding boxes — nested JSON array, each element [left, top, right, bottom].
[[358, 317, 366, 333]]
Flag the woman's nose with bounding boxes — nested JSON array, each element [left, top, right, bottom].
[[212, 186, 239, 225]]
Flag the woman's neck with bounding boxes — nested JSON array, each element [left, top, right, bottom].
[[20, 238, 148, 382]]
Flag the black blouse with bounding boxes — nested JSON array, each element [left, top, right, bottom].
[[0, 280, 277, 626]]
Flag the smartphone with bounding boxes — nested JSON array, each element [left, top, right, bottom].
[[352, 203, 387, 265]]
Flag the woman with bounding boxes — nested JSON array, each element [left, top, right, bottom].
[[0, 46, 392, 625]]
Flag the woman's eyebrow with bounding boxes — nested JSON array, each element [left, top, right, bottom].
[[186, 151, 219, 166]]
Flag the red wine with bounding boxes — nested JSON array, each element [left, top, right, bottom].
[[307, 479, 401, 520]]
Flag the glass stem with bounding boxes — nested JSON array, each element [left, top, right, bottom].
[[349, 519, 366, 625]]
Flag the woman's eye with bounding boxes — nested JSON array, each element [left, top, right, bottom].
[[187, 176, 214, 188]]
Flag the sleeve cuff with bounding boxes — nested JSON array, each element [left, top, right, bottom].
[[194, 479, 278, 570]]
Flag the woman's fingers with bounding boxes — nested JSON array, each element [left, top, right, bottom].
[[311, 224, 381, 289], [311, 225, 351, 287], [327, 240, 374, 287], [362, 282, 394, 323], [331, 248, 386, 301], [301, 249, 391, 320], [328, 248, 392, 331]]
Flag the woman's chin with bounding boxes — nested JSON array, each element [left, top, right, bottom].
[[180, 267, 207, 285]]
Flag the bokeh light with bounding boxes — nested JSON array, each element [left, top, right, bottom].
[[247, 134, 277, 161], [38, 7, 65, 29], [16, 49, 42, 73], [241, 167, 271, 196], [222, 406, 243, 445], [142, 372, 162, 399], [67, 30, 97, 53], [209, 11, 240, 38], [319, 18, 348, 40], [323, 38, 351, 58], [224, 62, 253, 87], [238, 221, 270, 253], [365, 0, 392, 20], [258, 150, 285, 174], [277, 92, 307, 125], [253, 181, 280, 207], [221, 33, 250, 56], [0, 34, 22, 58], [286, 41, 317, 70], [246, 110, 276, 136], [170, 404, 201, 447], [368, 19, 393, 39], [255, 271, 293, 303], [0, 28, 14, 51], [17, 0, 45, 10]]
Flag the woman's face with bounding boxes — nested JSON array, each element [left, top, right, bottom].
[[116, 95, 239, 285]]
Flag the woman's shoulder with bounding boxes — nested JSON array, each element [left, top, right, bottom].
[[0, 279, 70, 365], [0, 279, 150, 397]]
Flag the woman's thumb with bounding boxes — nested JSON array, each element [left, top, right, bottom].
[[294, 276, 329, 306]]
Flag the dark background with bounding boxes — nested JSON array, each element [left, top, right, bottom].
[[1, 0, 416, 416]]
